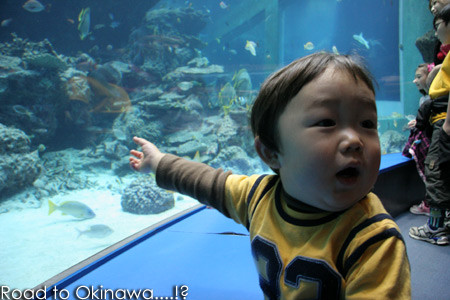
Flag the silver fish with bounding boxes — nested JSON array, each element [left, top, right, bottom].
[[353, 32, 370, 49], [77, 224, 113, 239], [22, 0, 45, 13]]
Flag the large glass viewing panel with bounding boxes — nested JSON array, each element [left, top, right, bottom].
[[0, 0, 432, 289]]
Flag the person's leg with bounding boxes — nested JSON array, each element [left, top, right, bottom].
[[410, 207, 448, 245], [409, 120, 449, 245]]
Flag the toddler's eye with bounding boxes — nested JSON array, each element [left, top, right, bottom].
[[316, 119, 336, 127], [361, 120, 376, 129]]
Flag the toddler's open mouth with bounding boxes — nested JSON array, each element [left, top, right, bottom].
[[336, 167, 360, 185]]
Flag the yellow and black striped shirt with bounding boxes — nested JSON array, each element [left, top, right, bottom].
[[157, 155, 411, 300]]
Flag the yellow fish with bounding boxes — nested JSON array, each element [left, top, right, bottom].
[[245, 40, 257, 56], [391, 112, 403, 118], [193, 150, 202, 163], [48, 200, 96, 219], [78, 7, 91, 40], [304, 42, 314, 51]]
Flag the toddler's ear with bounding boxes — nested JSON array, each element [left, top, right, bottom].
[[254, 136, 281, 169]]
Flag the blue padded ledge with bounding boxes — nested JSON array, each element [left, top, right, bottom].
[[36, 206, 261, 300], [379, 152, 412, 174]]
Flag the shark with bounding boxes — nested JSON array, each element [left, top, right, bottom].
[[352, 32, 370, 49]]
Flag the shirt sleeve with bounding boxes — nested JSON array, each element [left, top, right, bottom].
[[344, 224, 411, 299], [155, 153, 233, 217]]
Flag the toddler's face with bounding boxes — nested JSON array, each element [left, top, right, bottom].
[[275, 67, 380, 211]]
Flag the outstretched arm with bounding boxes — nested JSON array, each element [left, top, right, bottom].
[[129, 136, 165, 173], [444, 93, 450, 135]]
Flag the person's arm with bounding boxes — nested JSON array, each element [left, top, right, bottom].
[[344, 226, 411, 299], [129, 136, 232, 216], [155, 154, 232, 216], [444, 93, 450, 135]]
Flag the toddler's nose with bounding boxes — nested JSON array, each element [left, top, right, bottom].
[[340, 129, 363, 153]]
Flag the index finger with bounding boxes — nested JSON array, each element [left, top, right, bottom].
[[133, 136, 148, 147]]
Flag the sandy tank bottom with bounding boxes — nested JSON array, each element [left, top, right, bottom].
[[0, 173, 199, 290]]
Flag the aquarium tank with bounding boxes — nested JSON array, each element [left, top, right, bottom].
[[0, 0, 433, 289]]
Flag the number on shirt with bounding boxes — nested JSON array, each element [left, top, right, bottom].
[[252, 236, 342, 299]]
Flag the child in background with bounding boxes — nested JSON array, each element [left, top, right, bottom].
[[430, 0, 450, 16], [130, 53, 410, 299], [409, 5, 450, 245], [403, 63, 431, 215]]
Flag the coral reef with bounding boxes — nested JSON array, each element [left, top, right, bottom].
[[0, 124, 41, 199], [0, 6, 266, 209], [24, 53, 68, 71], [129, 6, 208, 77], [0, 35, 67, 146], [121, 178, 174, 214], [33, 149, 97, 198], [380, 130, 407, 155]]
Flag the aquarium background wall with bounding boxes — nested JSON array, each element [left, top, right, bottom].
[[0, 0, 434, 289]]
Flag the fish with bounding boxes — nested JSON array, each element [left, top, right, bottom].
[[110, 21, 120, 29], [94, 24, 105, 30], [177, 81, 194, 91], [236, 96, 248, 106], [12, 105, 34, 118], [48, 200, 96, 219], [107, 12, 120, 28], [113, 128, 126, 140], [32, 128, 48, 134], [218, 82, 236, 105], [1, 19, 13, 27], [391, 112, 403, 118], [352, 32, 370, 49], [193, 150, 202, 163], [405, 115, 416, 121], [304, 42, 314, 51], [78, 7, 91, 40], [77, 224, 113, 239], [332, 45, 339, 55], [219, 1, 228, 9], [22, 0, 45, 12], [245, 40, 257, 56]]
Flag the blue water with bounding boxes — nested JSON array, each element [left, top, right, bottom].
[[0, 0, 400, 99]]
